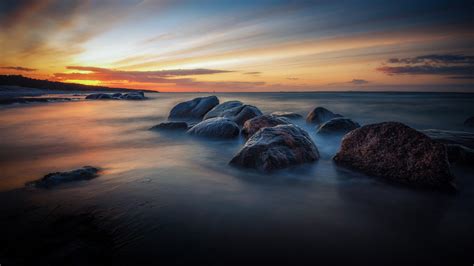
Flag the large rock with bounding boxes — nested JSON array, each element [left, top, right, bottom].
[[27, 166, 100, 188], [187, 117, 240, 138], [333, 122, 453, 188], [421, 129, 474, 149], [242, 114, 290, 139], [271, 111, 303, 120], [169, 96, 219, 120], [230, 124, 320, 172], [306, 107, 342, 124], [203, 103, 262, 126], [317, 118, 360, 135], [464, 116, 474, 127], [203, 101, 243, 120], [150, 121, 188, 131]]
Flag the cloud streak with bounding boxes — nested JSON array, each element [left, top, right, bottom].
[[0, 66, 37, 72]]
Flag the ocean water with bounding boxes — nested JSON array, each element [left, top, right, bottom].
[[0, 92, 473, 264]]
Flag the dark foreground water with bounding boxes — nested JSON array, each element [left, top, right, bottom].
[[0, 92, 473, 265]]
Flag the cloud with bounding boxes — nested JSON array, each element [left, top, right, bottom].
[[377, 54, 474, 79], [287, 77, 299, 80], [0, 66, 37, 72], [349, 79, 369, 85], [243, 72, 261, 75]]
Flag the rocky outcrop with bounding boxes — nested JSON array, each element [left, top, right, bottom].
[[271, 111, 303, 120], [464, 116, 474, 127], [242, 114, 290, 139], [150, 121, 188, 131], [27, 166, 100, 188], [203, 101, 243, 120], [85, 92, 146, 100], [306, 107, 342, 124], [230, 124, 319, 172], [317, 118, 360, 135], [333, 122, 453, 188], [169, 96, 219, 120], [187, 117, 240, 138]]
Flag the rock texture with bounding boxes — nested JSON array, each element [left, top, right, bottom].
[[85, 92, 146, 100], [242, 114, 290, 139], [187, 117, 240, 138], [271, 111, 303, 120], [464, 116, 474, 127], [169, 96, 219, 120], [203, 103, 262, 125], [230, 124, 319, 172], [203, 101, 243, 120], [27, 166, 100, 188], [333, 122, 453, 188], [317, 118, 360, 135], [150, 121, 188, 131], [306, 107, 342, 124]]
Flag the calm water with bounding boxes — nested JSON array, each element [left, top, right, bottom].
[[1, 92, 473, 264]]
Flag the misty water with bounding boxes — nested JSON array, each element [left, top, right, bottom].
[[1, 92, 473, 264]]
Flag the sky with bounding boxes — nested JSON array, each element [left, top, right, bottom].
[[0, 0, 473, 92]]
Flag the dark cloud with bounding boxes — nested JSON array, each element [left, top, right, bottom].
[[349, 79, 368, 85], [0, 66, 37, 71], [377, 54, 474, 79], [66, 66, 232, 77]]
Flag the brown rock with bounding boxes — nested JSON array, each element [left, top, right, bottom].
[[242, 115, 290, 139]]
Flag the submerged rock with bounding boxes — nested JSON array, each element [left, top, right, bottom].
[[27, 166, 100, 188], [464, 116, 474, 127], [85, 92, 146, 100], [169, 96, 219, 120], [203, 101, 243, 120], [271, 111, 303, 120], [230, 124, 319, 172], [150, 121, 188, 131], [121, 91, 146, 100], [86, 93, 113, 100], [242, 114, 290, 139], [187, 117, 240, 138], [306, 107, 342, 125], [317, 118, 360, 135], [333, 122, 453, 188]]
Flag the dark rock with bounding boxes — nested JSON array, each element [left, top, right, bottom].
[[150, 121, 188, 131], [271, 111, 303, 120], [27, 166, 100, 188], [85, 92, 146, 100], [86, 93, 113, 100], [242, 114, 290, 139], [187, 117, 240, 138], [230, 124, 319, 172], [306, 107, 342, 124], [445, 144, 474, 165], [203, 101, 243, 120], [333, 122, 453, 188], [317, 118, 360, 135], [464, 116, 474, 127], [203, 103, 262, 125], [169, 96, 219, 120], [121, 91, 146, 100], [421, 129, 474, 149]]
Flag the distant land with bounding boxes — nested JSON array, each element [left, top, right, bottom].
[[0, 75, 157, 93]]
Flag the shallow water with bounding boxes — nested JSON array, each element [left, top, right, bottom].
[[1, 92, 473, 264]]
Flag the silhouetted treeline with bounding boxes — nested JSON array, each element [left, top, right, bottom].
[[0, 75, 157, 93]]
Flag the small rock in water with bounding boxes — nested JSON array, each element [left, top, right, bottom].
[[85, 92, 146, 100], [230, 124, 319, 172], [242, 114, 290, 139], [169, 96, 219, 120], [27, 166, 100, 188], [333, 122, 453, 188], [203, 101, 243, 120], [150, 121, 188, 131], [187, 117, 240, 138], [306, 107, 342, 125], [464, 116, 474, 127], [317, 117, 360, 135], [271, 111, 303, 120]]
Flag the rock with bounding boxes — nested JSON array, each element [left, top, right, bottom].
[[85, 92, 146, 100], [333, 122, 453, 188], [121, 91, 146, 100], [203, 101, 243, 120], [317, 118, 360, 135], [203, 103, 262, 125], [169, 96, 219, 120], [230, 124, 319, 172], [26, 166, 100, 188], [242, 114, 290, 139], [306, 107, 342, 124], [187, 117, 240, 138], [464, 116, 474, 127], [150, 121, 188, 131], [445, 144, 474, 165], [421, 129, 474, 149], [86, 93, 113, 100], [271, 111, 303, 120]]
